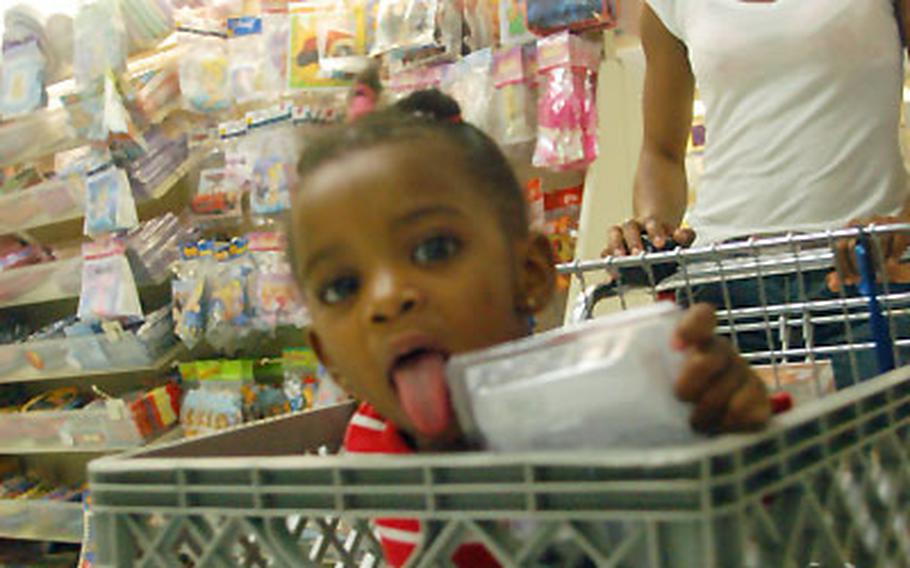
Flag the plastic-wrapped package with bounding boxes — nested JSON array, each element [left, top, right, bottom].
[[172, 241, 211, 349], [248, 232, 308, 330], [177, 26, 231, 113], [241, 125, 298, 216], [499, 0, 535, 46], [372, 0, 437, 55], [441, 49, 496, 136], [261, 12, 290, 95], [227, 16, 267, 104], [447, 302, 700, 452], [205, 238, 253, 352], [84, 166, 139, 237], [493, 42, 537, 145], [463, 0, 499, 52], [0, 38, 47, 119], [317, 1, 370, 77], [78, 239, 143, 322], [374, 0, 461, 68], [192, 167, 245, 219], [526, 0, 616, 35], [73, 0, 128, 90], [543, 184, 584, 289], [533, 32, 601, 171]]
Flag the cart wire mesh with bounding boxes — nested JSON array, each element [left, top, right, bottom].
[[88, 226, 910, 568]]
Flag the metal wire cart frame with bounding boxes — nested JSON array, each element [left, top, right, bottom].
[[89, 226, 910, 567]]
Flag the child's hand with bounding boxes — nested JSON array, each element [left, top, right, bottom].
[[673, 304, 772, 433]]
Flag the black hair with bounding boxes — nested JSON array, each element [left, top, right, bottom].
[[295, 89, 529, 239], [352, 61, 383, 95]]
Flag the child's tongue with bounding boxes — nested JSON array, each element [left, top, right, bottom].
[[392, 352, 453, 438]]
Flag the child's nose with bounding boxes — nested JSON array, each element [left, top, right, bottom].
[[367, 273, 422, 324]]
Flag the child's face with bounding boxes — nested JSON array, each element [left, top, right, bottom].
[[293, 141, 554, 449]]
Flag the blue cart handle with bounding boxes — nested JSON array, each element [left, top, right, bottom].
[[854, 232, 896, 373]]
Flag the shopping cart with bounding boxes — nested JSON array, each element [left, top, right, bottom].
[[88, 226, 910, 568]]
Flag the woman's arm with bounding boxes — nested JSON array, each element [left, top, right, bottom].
[[606, 4, 696, 255]]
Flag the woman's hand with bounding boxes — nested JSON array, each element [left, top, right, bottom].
[[604, 217, 696, 257], [830, 215, 910, 292], [673, 304, 771, 433]]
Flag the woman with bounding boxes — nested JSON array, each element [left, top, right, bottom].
[[610, 0, 908, 257], [607, 0, 910, 385]]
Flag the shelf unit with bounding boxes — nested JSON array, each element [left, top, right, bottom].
[[0, 344, 184, 388], [0, 88, 199, 548], [0, 499, 83, 544]]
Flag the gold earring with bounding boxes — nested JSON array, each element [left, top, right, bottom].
[[526, 297, 537, 310]]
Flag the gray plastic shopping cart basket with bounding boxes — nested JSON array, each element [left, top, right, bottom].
[[89, 226, 910, 568]]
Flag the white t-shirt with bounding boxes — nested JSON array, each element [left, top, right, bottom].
[[647, 0, 909, 244]]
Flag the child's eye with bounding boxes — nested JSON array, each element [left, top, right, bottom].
[[412, 235, 461, 266], [319, 275, 360, 305]]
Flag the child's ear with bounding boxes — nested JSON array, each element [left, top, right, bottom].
[[308, 330, 351, 393], [515, 231, 557, 314]]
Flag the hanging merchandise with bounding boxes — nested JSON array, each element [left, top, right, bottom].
[[77, 238, 143, 322], [372, 0, 436, 55], [543, 183, 584, 288], [177, 25, 231, 113], [248, 232, 308, 331], [493, 42, 537, 145], [206, 238, 253, 352], [192, 167, 245, 218], [373, 0, 461, 69], [499, 0, 535, 46], [261, 10, 290, 95], [317, 0, 371, 77], [242, 122, 298, 216], [227, 16, 268, 104], [526, 0, 617, 35], [463, 0, 499, 52], [172, 241, 211, 349], [0, 38, 47, 119], [442, 49, 497, 137], [62, 91, 107, 142], [289, 3, 352, 90], [533, 32, 601, 171], [73, 0, 128, 90], [84, 166, 140, 237]]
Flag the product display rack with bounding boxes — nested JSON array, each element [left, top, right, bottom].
[[0, 40, 199, 552]]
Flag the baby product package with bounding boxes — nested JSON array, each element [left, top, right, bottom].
[[446, 302, 700, 452]]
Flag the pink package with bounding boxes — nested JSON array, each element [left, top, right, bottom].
[[533, 32, 602, 171]]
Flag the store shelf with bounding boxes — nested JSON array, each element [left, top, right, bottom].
[[0, 149, 205, 237], [0, 409, 176, 455], [0, 343, 184, 387], [0, 499, 83, 544], [0, 255, 170, 310], [0, 107, 79, 171]]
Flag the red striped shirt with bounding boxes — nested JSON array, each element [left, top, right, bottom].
[[343, 403, 500, 568]]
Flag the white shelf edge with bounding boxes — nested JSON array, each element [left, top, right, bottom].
[[0, 499, 83, 544], [0, 425, 181, 456], [0, 343, 186, 387]]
